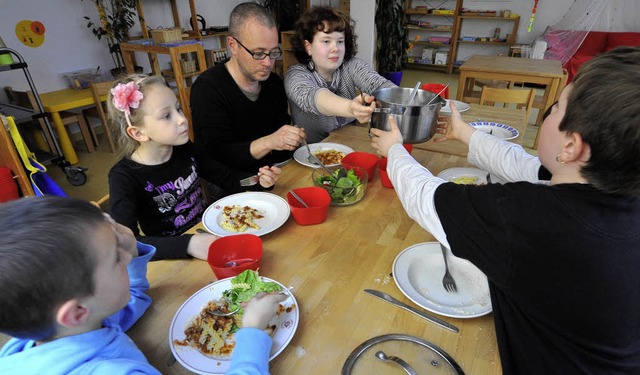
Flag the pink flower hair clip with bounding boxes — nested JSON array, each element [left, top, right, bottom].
[[111, 81, 143, 126]]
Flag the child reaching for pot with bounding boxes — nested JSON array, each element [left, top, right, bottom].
[[107, 74, 281, 260], [370, 47, 640, 372]]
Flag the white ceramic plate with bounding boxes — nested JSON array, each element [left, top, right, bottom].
[[169, 278, 299, 375], [202, 192, 290, 237], [293, 142, 354, 168], [393, 242, 492, 318], [438, 167, 488, 185], [440, 99, 470, 114], [469, 121, 519, 140]]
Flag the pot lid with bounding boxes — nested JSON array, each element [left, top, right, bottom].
[[341, 334, 465, 375]]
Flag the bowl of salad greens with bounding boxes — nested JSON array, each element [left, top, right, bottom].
[[312, 166, 367, 206]]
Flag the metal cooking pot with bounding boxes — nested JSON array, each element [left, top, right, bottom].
[[370, 87, 445, 144]]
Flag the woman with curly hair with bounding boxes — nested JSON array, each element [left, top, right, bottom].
[[284, 6, 395, 143]]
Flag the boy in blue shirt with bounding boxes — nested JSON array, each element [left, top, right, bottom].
[[0, 197, 159, 374], [0, 197, 287, 374]]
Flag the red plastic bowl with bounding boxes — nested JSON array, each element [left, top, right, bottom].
[[341, 152, 379, 181], [379, 158, 393, 189], [286, 187, 331, 225], [207, 234, 262, 279]]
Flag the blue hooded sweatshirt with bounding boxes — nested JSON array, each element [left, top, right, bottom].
[[0, 243, 160, 375]]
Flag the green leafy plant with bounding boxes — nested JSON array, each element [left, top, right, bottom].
[[263, 0, 300, 34], [375, 0, 405, 73], [82, 0, 139, 69]]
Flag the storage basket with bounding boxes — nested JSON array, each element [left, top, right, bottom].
[[180, 59, 197, 74], [150, 28, 182, 44]]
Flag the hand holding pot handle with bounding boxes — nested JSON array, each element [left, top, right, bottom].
[[370, 115, 403, 157], [433, 101, 475, 146], [351, 93, 376, 124]]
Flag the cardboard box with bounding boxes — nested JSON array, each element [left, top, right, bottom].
[[421, 48, 436, 62], [435, 51, 448, 65]]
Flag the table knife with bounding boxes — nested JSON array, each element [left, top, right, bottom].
[[364, 289, 459, 333]]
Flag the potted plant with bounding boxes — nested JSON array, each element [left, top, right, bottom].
[[82, 0, 140, 77], [263, 0, 300, 37], [375, 0, 405, 85]]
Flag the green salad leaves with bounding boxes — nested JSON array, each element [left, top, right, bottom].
[[315, 168, 365, 204], [222, 270, 282, 314]]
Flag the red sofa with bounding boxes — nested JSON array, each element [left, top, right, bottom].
[[562, 31, 640, 82]]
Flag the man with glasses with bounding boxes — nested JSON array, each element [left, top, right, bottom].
[[190, 2, 305, 196]]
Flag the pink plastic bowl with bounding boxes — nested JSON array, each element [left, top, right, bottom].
[[341, 152, 379, 181], [286, 187, 331, 225], [207, 234, 262, 279]]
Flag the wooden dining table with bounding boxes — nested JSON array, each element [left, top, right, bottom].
[[456, 55, 565, 149], [125, 118, 510, 374]]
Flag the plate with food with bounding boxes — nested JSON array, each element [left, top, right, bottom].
[[293, 142, 354, 168], [437, 167, 491, 185], [469, 122, 519, 140], [202, 192, 290, 236], [440, 99, 470, 114], [170, 270, 299, 375], [393, 242, 492, 318]]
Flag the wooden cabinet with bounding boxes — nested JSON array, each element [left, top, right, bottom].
[[402, 0, 461, 74]]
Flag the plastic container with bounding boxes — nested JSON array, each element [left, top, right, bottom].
[[0, 167, 19, 202], [286, 187, 331, 225], [62, 69, 103, 90], [341, 152, 379, 182], [378, 158, 393, 189], [420, 83, 450, 99], [207, 234, 262, 279]]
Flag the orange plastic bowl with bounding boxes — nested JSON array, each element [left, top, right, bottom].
[[207, 234, 262, 280], [341, 152, 379, 181], [286, 187, 331, 225]]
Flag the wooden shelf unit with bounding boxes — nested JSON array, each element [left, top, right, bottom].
[[451, 9, 520, 68], [123, 0, 230, 139], [401, 0, 521, 74], [281, 30, 296, 76], [402, 0, 462, 74]]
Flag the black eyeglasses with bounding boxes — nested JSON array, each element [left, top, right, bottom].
[[233, 37, 282, 60]]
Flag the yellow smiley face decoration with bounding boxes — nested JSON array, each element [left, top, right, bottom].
[[15, 20, 46, 48]]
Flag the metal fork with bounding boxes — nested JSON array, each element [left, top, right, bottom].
[[440, 244, 458, 293], [239, 159, 292, 187]]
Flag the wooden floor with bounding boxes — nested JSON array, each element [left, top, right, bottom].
[[48, 69, 539, 202]]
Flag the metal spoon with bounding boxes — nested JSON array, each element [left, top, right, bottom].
[[290, 190, 309, 208], [223, 258, 256, 268], [375, 350, 418, 375], [426, 82, 450, 105], [406, 81, 422, 106]]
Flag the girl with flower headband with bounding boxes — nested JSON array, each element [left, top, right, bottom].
[[106, 74, 281, 260]]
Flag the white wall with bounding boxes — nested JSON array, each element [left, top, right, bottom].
[[0, 0, 603, 97]]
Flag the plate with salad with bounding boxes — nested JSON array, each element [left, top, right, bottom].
[[169, 270, 298, 375]]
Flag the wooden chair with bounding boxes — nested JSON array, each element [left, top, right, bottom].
[[84, 80, 117, 153], [479, 86, 536, 124], [91, 194, 110, 213], [3, 86, 94, 153], [532, 68, 569, 149]]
